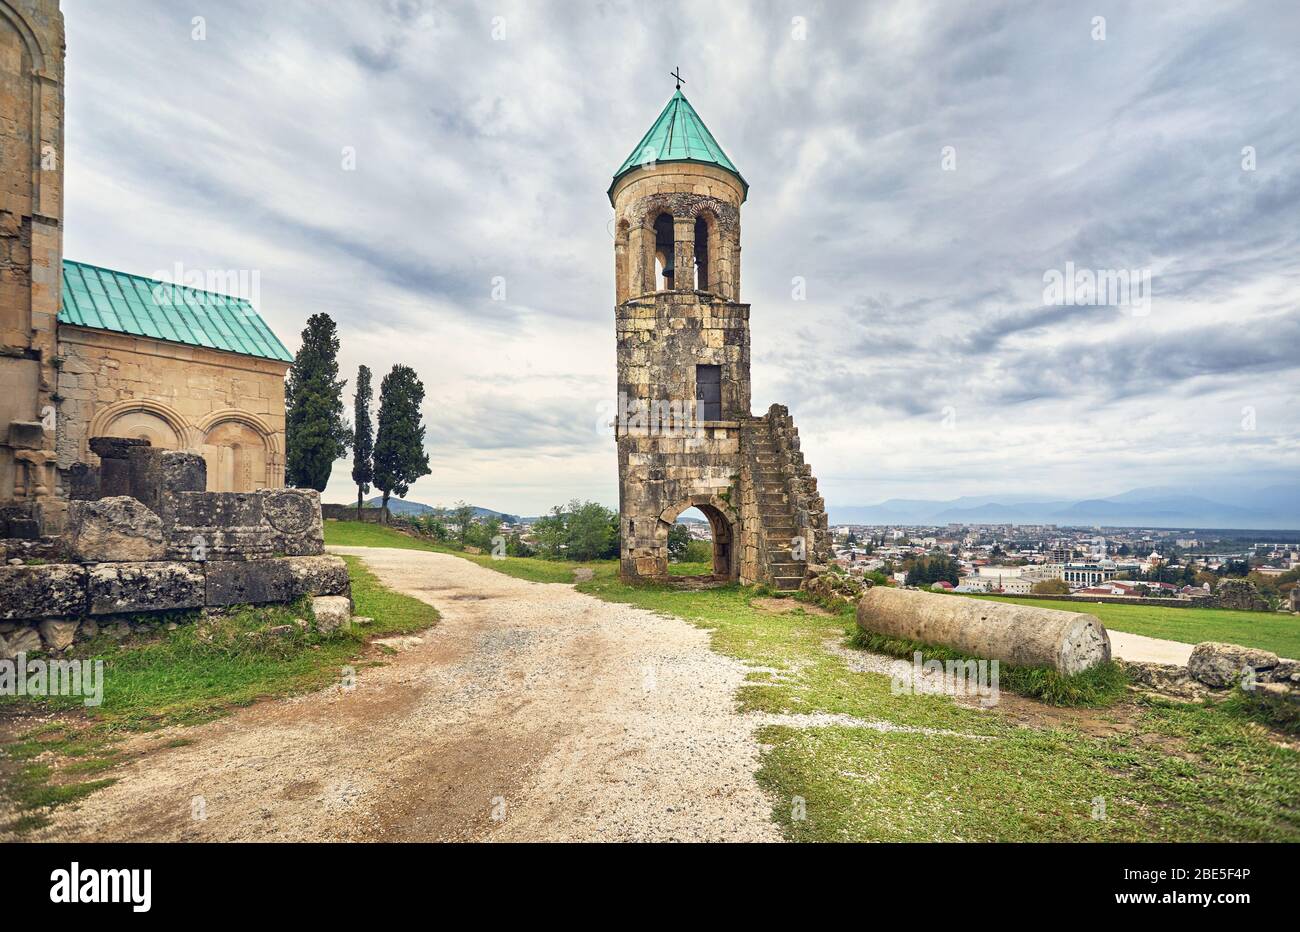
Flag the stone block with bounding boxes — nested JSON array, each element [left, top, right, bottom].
[[8, 420, 46, 450], [0, 564, 87, 620], [286, 554, 351, 598], [89, 436, 151, 460], [162, 451, 207, 495], [204, 555, 349, 607], [87, 561, 205, 615], [66, 496, 165, 562], [90, 437, 150, 498], [68, 462, 100, 501], [128, 448, 207, 514], [1187, 642, 1280, 688], [2, 625, 42, 658], [6, 517, 40, 540], [311, 595, 352, 635], [168, 489, 324, 561], [39, 619, 79, 651]]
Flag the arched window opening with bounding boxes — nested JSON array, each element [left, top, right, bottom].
[[694, 217, 709, 291], [653, 213, 675, 290]]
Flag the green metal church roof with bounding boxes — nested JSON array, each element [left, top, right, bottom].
[[609, 89, 747, 202], [59, 260, 294, 363]]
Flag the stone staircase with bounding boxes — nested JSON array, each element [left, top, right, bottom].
[[749, 405, 831, 591]]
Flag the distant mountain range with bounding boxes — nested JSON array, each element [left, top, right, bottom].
[[360, 497, 709, 525], [827, 484, 1300, 530], [355, 483, 1300, 531], [362, 498, 523, 523]]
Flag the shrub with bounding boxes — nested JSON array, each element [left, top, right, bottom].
[[684, 539, 712, 564]]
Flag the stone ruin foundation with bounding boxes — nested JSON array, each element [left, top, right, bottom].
[[0, 437, 351, 659]]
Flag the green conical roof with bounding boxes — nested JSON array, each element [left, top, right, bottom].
[[609, 89, 747, 203]]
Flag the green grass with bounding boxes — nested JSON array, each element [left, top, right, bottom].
[[962, 593, 1300, 658], [0, 554, 438, 834], [323, 519, 454, 551], [1219, 689, 1300, 734], [669, 560, 713, 576], [324, 520, 618, 584], [572, 574, 1299, 841], [323, 525, 1300, 840]]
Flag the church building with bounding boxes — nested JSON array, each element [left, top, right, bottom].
[[1, 0, 290, 537]]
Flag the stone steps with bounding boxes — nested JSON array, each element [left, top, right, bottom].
[[769, 561, 804, 577], [752, 421, 809, 590]]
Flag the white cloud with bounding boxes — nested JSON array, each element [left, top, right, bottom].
[[62, 0, 1300, 514]]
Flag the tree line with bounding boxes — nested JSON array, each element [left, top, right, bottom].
[[405, 499, 620, 562], [283, 313, 430, 513]]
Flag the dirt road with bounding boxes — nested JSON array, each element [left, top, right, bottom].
[[26, 546, 781, 842]]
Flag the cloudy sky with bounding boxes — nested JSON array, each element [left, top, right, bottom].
[[63, 0, 1300, 515]]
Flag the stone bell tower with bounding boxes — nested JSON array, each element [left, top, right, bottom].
[[610, 82, 830, 588]]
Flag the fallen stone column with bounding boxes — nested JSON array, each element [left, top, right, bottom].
[[856, 587, 1111, 676]]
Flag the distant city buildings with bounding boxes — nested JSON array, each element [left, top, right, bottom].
[[826, 521, 1296, 602]]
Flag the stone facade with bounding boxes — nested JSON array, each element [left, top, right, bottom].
[[611, 149, 829, 589], [56, 323, 288, 493], [0, 0, 64, 533]]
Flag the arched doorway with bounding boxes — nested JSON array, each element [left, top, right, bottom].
[[660, 499, 735, 580]]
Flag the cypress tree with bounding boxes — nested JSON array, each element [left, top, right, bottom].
[[351, 365, 374, 517], [373, 364, 431, 516], [284, 313, 351, 491]]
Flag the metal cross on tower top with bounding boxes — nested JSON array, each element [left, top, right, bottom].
[[671, 67, 685, 90]]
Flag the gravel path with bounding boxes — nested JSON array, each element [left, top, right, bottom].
[[25, 547, 781, 842], [1106, 629, 1195, 666]]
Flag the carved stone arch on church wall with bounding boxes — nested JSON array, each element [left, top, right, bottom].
[[90, 399, 194, 452], [197, 409, 280, 492]]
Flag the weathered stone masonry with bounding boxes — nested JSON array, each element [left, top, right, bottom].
[[0, 0, 65, 534], [610, 90, 830, 589], [0, 438, 350, 658]]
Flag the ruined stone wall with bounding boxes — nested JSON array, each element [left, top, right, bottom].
[[616, 292, 751, 422], [57, 325, 288, 491], [0, 442, 349, 658], [0, 0, 64, 530]]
